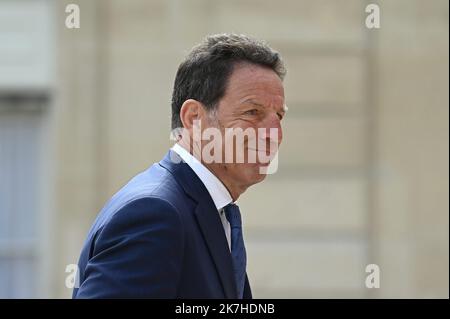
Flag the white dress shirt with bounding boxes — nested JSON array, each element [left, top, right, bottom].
[[171, 143, 232, 250]]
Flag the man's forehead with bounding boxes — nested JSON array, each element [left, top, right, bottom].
[[229, 64, 283, 86], [228, 74, 284, 100], [221, 63, 285, 107]]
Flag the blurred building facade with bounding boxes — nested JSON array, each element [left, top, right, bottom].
[[0, 0, 448, 298]]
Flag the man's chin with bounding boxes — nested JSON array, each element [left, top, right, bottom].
[[247, 163, 270, 182]]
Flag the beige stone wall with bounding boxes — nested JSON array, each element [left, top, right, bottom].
[[373, 0, 449, 298], [51, 0, 448, 298]]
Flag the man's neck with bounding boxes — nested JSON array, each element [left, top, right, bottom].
[[175, 141, 244, 201]]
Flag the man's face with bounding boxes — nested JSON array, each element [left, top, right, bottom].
[[203, 62, 285, 195]]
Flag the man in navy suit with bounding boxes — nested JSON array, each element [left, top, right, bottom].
[[73, 34, 286, 298]]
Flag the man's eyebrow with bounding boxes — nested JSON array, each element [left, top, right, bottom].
[[241, 99, 287, 113], [240, 99, 265, 107]]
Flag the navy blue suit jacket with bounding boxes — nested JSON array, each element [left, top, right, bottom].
[[73, 150, 252, 298]]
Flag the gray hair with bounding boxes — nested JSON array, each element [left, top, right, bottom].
[[171, 33, 286, 129]]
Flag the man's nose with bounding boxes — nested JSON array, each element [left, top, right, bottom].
[[259, 114, 283, 143]]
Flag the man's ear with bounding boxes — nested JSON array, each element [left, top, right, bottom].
[[179, 99, 206, 131]]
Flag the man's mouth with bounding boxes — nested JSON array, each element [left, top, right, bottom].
[[246, 148, 278, 163]]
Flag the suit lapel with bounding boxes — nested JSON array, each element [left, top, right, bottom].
[[160, 150, 238, 298]]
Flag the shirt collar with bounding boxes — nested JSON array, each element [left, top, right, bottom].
[[171, 143, 233, 210]]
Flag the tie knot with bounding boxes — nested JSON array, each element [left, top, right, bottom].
[[224, 203, 242, 228]]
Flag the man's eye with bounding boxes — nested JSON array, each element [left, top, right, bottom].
[[244, 109, 258, 116]]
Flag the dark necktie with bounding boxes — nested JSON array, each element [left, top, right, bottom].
[[224, 203, 247, 299]]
